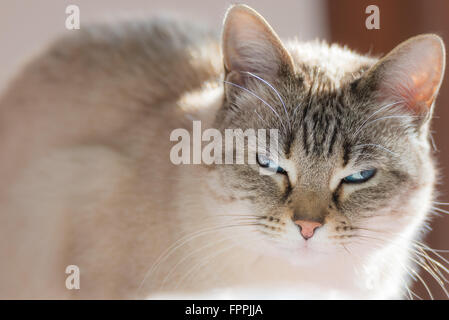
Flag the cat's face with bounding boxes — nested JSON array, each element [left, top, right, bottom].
[[211, 4, 445, 265]]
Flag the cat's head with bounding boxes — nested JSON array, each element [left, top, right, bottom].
[[212, 4, 446, 264]]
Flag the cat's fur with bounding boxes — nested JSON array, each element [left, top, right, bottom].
[[0, 4, 445, 299]]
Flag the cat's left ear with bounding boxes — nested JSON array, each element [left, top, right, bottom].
[[357, 34, 445, 121], [221, 4, 294, 86]]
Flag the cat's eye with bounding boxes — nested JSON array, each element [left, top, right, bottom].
[[343, 168, 377, 183], [257, 154, 286, 174]]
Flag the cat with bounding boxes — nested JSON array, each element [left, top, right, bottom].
[[0, 4, 446, 299]]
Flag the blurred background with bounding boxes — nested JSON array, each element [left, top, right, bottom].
[[0, 0, 448, 299]]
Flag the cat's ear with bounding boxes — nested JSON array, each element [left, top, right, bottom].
[[221, 4, 294, 85], [358, 34, 445, 118]]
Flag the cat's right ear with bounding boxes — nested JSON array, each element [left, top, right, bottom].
[[221, 4, 294, 87]]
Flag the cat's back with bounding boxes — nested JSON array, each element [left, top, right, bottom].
[[0, 17, 222, 186], [0, 17, 221, 298], [42, 17, 221, 103], [0, 17, 221, 126]]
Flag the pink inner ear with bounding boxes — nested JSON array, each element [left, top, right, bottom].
[[389, 67, 440, 113], [378, 37, 444, 114], [409, 67, 442, 108]]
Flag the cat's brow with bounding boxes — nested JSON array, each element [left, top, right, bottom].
[[223, 80, 287, 132], [243, 71, 291, 130]]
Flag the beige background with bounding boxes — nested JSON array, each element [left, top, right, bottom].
[[0, 0, 328, 91]]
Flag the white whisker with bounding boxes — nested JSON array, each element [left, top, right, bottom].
[[244, 71, 290, 129], [352, 143, 399, 157], [352, 101, 405, 138], [223, 80, 287, 132]]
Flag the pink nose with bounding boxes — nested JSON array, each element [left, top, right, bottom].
[[294, 220, 322, 240]]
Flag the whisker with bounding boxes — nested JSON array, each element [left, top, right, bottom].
[[429, 130, 438, 152], [138, 222, 262, 292], [360, 114, 421, 133], [433, 201, 449, 206], [243, 71, 290, 129], [160, 234, 237, 289], [254, 109, 269, 126], [352, 143, 399, 157], [352, 101, 405, 138], [409, 265, 434, 300], [352, 235, 434, 299], [431, 206, 449, 215], [174, 234, 261, 290], [409, 255, 449, 298], [352, 229, 449, 299], [223, 80, 287, 132]]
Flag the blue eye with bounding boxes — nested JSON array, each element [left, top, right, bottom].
[[257, 154, 286, 174], [343, 169, 377, 183]]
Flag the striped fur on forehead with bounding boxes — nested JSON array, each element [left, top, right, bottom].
[[287, 40, 377, 90], [219, 39, 429, 167]]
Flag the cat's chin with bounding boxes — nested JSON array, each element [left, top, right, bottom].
[[285, 246, 334, 267], [257, 239, 336, 267]]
